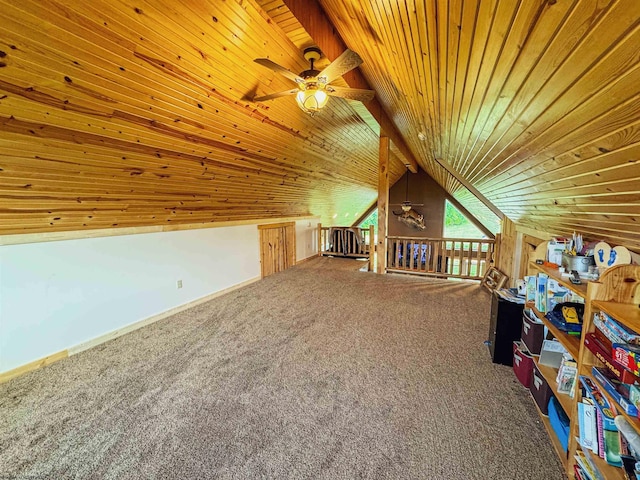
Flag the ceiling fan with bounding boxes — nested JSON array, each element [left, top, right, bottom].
[[391, 170, 426, 230], [253, 47, 375, 114], [391, 170, 424, 213]]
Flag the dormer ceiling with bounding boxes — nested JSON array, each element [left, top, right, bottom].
[[0, 0, 639, 251]]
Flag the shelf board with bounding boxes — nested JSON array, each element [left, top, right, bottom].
[[592, 300, 640, 333], [529, 262, 589, 297], [534, 357, 575, 417], [526, 302, 581, 360], [532, 397, 568, 469]]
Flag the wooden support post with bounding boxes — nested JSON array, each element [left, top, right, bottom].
[[377, 136, 390, 274], [317, 223, 322, 256], [368, 224, 375, 272]]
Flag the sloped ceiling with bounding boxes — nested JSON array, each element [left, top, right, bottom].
[[317, 0, 640, 250], [0, 0, 639, 252], [0, 0, 407, 235]]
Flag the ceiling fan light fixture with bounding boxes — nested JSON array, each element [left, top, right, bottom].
[[296, 85, 328, 113]]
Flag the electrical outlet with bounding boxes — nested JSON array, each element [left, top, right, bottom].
[[177, 280, 183, 289]]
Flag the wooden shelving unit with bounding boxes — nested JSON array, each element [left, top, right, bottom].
[[526, 262, 640, 479], [529, 262, 588, 298], [527, 302, 581, 360]]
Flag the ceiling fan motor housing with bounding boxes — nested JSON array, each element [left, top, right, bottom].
[[303, 46, 322, 62]]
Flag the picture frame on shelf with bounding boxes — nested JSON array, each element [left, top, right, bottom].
[[482, 266, 508, 292]]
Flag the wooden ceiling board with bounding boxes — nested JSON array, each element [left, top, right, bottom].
[[0, 0, 411, 235], [319, 0, 640, 250], [1, 0, 638, 249]]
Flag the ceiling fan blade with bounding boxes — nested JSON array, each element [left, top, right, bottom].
[[325, 85, 375, 102], [254, 58, 304, 84], [253, 88, 299, 102], [317, 49, 363, 84]]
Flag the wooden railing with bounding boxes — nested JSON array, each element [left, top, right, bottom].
[[318, 224, 375, 271], [387, 236, 496, 280]]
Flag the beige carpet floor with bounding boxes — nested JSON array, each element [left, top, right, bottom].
[[0, 256, 564, 479]]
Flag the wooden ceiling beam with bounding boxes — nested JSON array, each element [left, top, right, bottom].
[[283, 0, 418, 174], [435, 158, 505, 220]]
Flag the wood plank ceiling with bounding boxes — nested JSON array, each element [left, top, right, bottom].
[[0, 0, 639, 252], [318, 0, 640, 250], [0, 0, 407, 235]]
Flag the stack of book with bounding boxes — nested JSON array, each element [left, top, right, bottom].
[[575, 376, 622, 479]]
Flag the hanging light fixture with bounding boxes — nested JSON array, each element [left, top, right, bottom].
[[253, 47, 375, 114], [295, 47, 328, 114], [296, 84, 329, 113]]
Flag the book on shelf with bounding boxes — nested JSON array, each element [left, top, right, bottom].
[[584, 332, 640, 384], [595, 311, 640, 345], [535, 273, 548, 313], [613, 343, 640, 377], [591, 366, 638, 416], [575, 449, 604, 480], [526, 275, 536, 303], [578, 399, 598, 455], [580, 375, 623, 467], [557, 361, 578, 397]]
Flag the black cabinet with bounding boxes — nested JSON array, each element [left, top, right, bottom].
[[487, 292, 524, 366]]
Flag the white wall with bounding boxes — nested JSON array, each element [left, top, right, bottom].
[[0, 219, 317, 373], [296, 219, 320, 261]]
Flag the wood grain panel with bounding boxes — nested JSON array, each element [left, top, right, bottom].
[[320, 0, 640, 252], [1, 0, 639, 254], [0, 0, 408, 235]]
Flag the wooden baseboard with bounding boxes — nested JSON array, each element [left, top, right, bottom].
[[0, 276, 261, 384], [0, 350, 68, 384], [295, 255, 318, 265]]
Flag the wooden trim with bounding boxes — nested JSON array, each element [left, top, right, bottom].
[[0, 276, 261, 383], [257, 221, 296, 230], [377, 136, 390, 274], [0, 350, 69, 384], [369, 224, 375, 272], [352, 201, 377, 227], [0, 216, 318, 246], [445, 196, 495, 239], [295, 255, 317, 266]]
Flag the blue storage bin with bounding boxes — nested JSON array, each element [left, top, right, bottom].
[[548, 396, 570, 453]]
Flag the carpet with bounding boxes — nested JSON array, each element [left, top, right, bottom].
[[0, 257, 564, 479]]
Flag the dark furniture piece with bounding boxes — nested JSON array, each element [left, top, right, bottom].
[[487, 291, 525, 366]]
